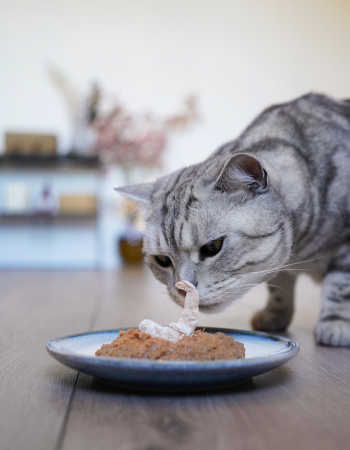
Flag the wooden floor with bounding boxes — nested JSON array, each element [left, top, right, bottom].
[[1, 267, 350, 450]]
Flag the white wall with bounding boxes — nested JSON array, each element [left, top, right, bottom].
[[1, 0, 350, 172]]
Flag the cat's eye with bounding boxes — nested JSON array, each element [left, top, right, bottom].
[[154, 255, 172, 268], [200, 238, 224, 259]]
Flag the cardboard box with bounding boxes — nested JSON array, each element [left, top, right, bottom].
[[59, 195, 97, 216], [5, 133, 57, 156]]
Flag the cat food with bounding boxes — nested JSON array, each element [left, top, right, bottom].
[[95, 280, 244, 360], [95, 328, 245, 361]]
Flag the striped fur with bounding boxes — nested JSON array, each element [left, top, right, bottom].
[[117, 93, 350, 347]]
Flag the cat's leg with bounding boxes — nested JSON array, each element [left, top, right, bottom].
[[251, 271, 296, 332], [315, 250, 350, 347]]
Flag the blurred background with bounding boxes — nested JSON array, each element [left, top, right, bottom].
[[0, 0, 349, 328]]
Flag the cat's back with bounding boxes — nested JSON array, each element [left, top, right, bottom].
[[210, 94, 350, 257], [259, 93, 350, 154], [214, 93, 350, 162]]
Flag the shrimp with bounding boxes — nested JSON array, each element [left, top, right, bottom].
[[138, 280, 199, 343]]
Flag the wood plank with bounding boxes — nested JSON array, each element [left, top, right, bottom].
[[0, 271, 99, 450], [61, 268, 350, 450], [1, 266, 343, 450]]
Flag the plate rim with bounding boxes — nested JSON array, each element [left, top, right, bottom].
[[46, 326, 300, 368]]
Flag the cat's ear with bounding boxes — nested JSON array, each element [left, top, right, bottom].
[[216, 153, 267, 192], [115, 182, 155, 205]]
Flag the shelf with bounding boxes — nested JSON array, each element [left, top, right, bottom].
[[0, 154, 101, 171], [0, 214, 97, 225]]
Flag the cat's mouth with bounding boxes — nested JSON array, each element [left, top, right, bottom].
[[172, 293, 221, 311], [198, 292, 235, 313], [199, 301, 230, 314], [172, 290, 225, 313], [199, 303, 220, 311]]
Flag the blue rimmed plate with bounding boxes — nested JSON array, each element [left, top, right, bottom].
[[46, 327, 299, 392]]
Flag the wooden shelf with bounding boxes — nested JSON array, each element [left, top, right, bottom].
[[0, 154, 100, 171], [0, 214, 97, 225]]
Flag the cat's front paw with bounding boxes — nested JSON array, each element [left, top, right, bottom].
[[314, 319, 350, 347], [251, 309, 291, 332]]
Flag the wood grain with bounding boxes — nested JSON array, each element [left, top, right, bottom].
[[61, 269, 350, 450], [0, 271, 98, 450], [2, 268, 349, 450]]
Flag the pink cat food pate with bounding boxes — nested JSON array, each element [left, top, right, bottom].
[[96, 281, 245, 361], [95, 328, 245, 361]]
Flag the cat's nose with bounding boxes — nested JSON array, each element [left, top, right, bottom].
[[176, 281, 198, 296]]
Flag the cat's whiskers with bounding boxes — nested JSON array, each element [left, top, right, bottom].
[[205, 270, 265, 296], [219, 255, 326, 296], [205, 255, 325, 299], [222, 283, 260, 295], [232, 254, 324, 280], [206, 280, 260, 304], [205, 259, 307, 297]]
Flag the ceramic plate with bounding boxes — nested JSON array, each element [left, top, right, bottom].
[[46, 327, 299, 392]]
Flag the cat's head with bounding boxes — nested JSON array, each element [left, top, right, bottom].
[[116, 153, 293, 313]]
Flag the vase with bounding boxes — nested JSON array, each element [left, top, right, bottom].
[[118, 222, 144, 265]]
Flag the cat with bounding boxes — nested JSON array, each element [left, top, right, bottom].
[[116, 93, 350, 347]]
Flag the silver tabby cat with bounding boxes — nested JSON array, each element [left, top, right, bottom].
[[117, 93, 350, 347]]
